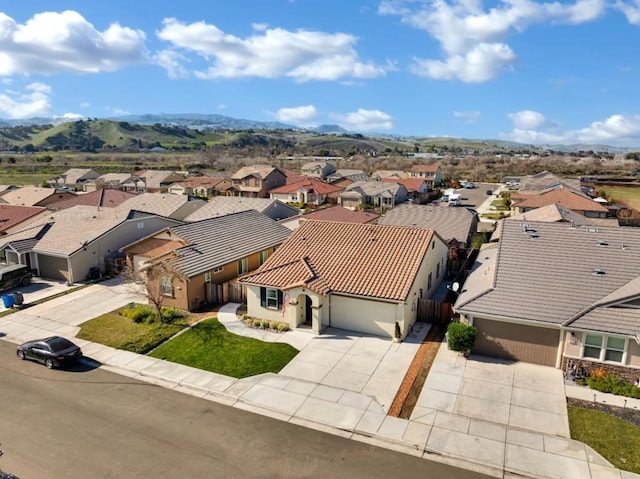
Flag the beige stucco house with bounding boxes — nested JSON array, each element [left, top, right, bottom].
[[240, 220, 449, 338]]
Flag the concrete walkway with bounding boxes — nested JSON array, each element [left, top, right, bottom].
[[1, 296, 639, 478]]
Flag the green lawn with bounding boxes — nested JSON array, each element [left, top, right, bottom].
[[149, 317, 299, 378], [77, 313, 187, 354], [598, 186, 640, 212], [568, 407, 640, 473]]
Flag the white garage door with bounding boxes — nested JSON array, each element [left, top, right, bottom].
[[330, 295, 397, 337]]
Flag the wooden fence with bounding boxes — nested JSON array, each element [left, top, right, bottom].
[[417, 299, 453, 323]]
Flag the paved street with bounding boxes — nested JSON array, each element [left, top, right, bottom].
[[0, 340, 490, 479]]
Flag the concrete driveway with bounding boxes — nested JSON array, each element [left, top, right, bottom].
[[0, 278, 73, 312], [412, 343, 570, 437]]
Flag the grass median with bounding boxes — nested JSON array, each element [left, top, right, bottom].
[[149, 317, 299, 378], [568, 406, 640, 473]]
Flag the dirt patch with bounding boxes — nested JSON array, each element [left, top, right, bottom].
[[567, 397, 640, 427], [388, 324, 446, 419]]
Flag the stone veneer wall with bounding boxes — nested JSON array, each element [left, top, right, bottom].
[[562, 356, 640, 384]]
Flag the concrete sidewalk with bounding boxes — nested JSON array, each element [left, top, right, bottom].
[[1, 299, 638, 478]]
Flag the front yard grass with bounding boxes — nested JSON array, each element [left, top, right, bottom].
[[568, 406, 640, 473], [149, 317, 299, 378], [77, 311, 187, 354]]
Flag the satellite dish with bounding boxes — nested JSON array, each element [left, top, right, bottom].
[[447, 282, 460, 293]]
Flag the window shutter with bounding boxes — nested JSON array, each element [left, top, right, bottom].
[[260, 287, 266, 307], [277, 290, 283, 309]]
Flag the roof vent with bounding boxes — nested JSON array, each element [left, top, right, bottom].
[[593, 268, 606, 276], [596, 240, 608, 247], [586, 227, 598, 233], [528, 233, 539, 239]]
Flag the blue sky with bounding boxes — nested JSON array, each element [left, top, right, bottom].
[[1, 0, 640, 146]]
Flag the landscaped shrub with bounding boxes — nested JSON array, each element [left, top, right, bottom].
[[277, 323, 289, 332], [447, 321, 477, 353], [121, 304, 154, 323], [252, 319, 262, 328], [269, 320, 279, 330], [587, 370, 640, 399], [161, 306, 184, 322]]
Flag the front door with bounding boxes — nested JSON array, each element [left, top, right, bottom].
[[305, 296, 313, 325]]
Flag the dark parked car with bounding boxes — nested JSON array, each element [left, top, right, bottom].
[[16, 336, 82, 369], [486, 189, 493, 195]]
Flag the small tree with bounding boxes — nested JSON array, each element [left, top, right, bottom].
[[125, 256, 186, 323], [447, 322, 477, 353], [394, 321, 402, 340]]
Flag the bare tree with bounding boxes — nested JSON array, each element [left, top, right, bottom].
[[125, 255, 187, 323]]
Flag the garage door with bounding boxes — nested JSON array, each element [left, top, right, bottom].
[[37, 254, 69, 281], [330, 295, 397, 337], [473, 318, 559, 367]]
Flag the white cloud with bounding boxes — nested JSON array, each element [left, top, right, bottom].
[[334, 108, 394, 131], [275, 105, 317, 124], [80, 101, 91, 108], [507, 110, 549, 129], [156, 18, 388, 82], [615, 0, 640, 24], [0, 11, 147, 76], [105, 106, 130, 116], [379, 0, 607, 82], [501, 113, 640, 146], [453, 110, 481, 123], [153, 49, 189, 79], [59, 112, 84, 120], [0, 82, 52, 118]]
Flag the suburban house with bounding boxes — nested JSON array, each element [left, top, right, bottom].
[[121, 210, 292, 311], [338, 181, 408, 211], [511, 189, 610, 218], [382, 177, 430, 203], [45, 189, 137, 211], [301, 161, 336, 180], [229, 165, 287, 198], [371, 170, 409, 181], [115, 193, 206, 221], [0, 187, 76, 207], [83, 173, 136, 192], [510, 203, 620, 228], [516, 171, 582, 194], [408, 164, 443, 186], [0, 205, 49, 235], [268, 177, 343, 206], [326, 169, 369, 185], [183, 197, 299, 222], [454, 220, 640, 382], [121, 170, 187, 193], [279, 205, 379, 231], [0, 205, 182, 282], [168, 176, 232, 198], [49, 168, 101, 191], [240, 220, 449, 337], [380, 203, 479, 277]]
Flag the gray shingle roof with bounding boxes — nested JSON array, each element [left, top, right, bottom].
[[183, 197, 291, 222], [455, 221, 640, 327], [169, 210, 292, 277], [380, 203, 477, 246], [569, 307, 640, 339]]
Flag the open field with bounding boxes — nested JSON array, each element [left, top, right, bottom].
[[597, 186, 640, 212]]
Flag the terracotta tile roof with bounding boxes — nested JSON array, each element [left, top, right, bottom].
[[268, 177, 343, 195], [0, 204, 47, 234], [513, 189, 608, 212], [241, 220, 435, 301], [410, 164, 440, 173], [294, 205, 379, 224], [46, 189, 137, 210], [382, 177, 427, 192]]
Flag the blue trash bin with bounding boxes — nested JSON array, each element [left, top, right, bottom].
[[2, 294, 15, 308]]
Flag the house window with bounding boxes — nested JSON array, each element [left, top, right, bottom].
[[254, 178, 260, 187], [427, 272, 432, 290], [436, 262, 440, 279], [213, 266, 223, 274], [266, 288, 278, 309], [582, 333, 626, 363], [259, 250, 269, 265], [160, 276, 173, 296], [237, 257, 248, 275], [243, 178, 250, 186], [137, 222, 144, 229], [260, 287, 283, 309], [204, 272, 211, 283]]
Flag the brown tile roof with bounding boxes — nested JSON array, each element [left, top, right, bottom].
[[0, 187, 58, 206], [268, 177, 343, 195], [123, 237, 186, 258], [410, 164, 440, 173], [295, 205, 379, 224], [513, 189, 608, 212], [230, 165, 277, 180], [241, 220, 434, 301], [172, 176, 227, 188], [382, 177, 427, 192], [510, 204, 619, 227], [46, 189, 137, 210], [0, 204, 47, 234]]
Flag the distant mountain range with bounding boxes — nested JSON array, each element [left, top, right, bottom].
[[0, 113, 635, 153]]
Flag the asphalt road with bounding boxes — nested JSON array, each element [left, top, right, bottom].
[[0, 340, 491, 479]]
